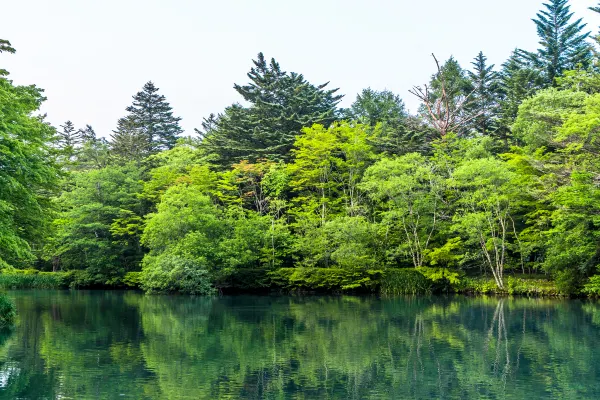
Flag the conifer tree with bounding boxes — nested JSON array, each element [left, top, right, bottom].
[[110, 116, 149, 163], [467, 52, 501, 136], [518, 0, 592, 85], [200, 53, 343, 167], [57, 120, 84, 162], [123, 81, 183, 154]]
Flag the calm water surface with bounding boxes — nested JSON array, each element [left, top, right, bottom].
[[0, 291, 598, 399]]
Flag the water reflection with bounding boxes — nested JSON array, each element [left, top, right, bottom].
[[0, 292, 598, 399]]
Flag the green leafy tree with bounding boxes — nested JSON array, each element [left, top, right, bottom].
[[51, 164, 144, 283], [362, 154, 445, 268], [450, 158, 529, 289], [0, 67, 59, 268]]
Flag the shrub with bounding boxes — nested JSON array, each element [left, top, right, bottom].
[[379, 269, 432, 295], [141, 255, 215, 295], [0, 294, 16, 328], [583, 273, 600, 297], [269, 268, 380, 292]]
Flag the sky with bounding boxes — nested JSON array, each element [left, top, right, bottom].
[[2, 0, 599, 137]]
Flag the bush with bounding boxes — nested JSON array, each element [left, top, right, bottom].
[[123, 272, 142, 288], [583, 273, 600, 297], [0, 294, 16, 328], [141, 255, 215, 295], [269, 268, 380, 292], [379, 269, 433, 295]]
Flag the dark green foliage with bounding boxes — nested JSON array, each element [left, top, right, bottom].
[[467, 52, 501, 136], [6, 2, 600, 297], [497, 51, 545, 133], [0, 294, 15, 328], [110, 115, 149, 162], [200, 53, 343, 167], [346, 88, 432, 155], [111, 81, 182, 162], [518, 0, 592, 85], [379, 269, 433, 295]]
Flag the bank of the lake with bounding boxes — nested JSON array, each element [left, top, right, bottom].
[[0, 268, 567, 297], [1, 290, 600, 399]]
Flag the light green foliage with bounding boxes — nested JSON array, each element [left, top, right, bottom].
[[450, 158, 529, 289], [362, 153, 444, 268], [0, 75, 59, 268], [0, 294, 15, 328], [512, 88, 588, 148]]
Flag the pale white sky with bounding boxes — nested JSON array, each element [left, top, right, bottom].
[[2, 0, 598, 137]]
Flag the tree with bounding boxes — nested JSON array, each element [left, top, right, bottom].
[[467, 52, 501, 136], [518, 0, 592, 85], [362, 154, 444, 268], [121, 81, 182, 155], [497, 51, 546, 133], [200, 53, 343, 167], [410, 55, 477, 138], [0, 38, 16, 77], [50, 164, 144, 283], [346, 88, 431, 155], [56, 120, 83, 162], [110, 115, 149, 163], [450, 158, 528, 289], [0, 66, 59, 268]]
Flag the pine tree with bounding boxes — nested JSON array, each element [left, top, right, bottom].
[[57, 120, 84, 163], [200, 53, 343, 167], [78, 125, 97, 142], [518, 0, 592, 85], [467, 52, 501, 136], [125, 81, 182, 153], [110, 116, 149, 163]]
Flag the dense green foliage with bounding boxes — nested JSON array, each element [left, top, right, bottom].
[[6, 0, 600, 295]]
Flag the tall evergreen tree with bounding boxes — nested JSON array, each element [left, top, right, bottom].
[[467, 52, 501, 136], [123, 81, 182, 154], [58, 121, 83, 149], [200, 53, 343, 167], [110, 116, 149, 163], [518, 0, 592, 85]]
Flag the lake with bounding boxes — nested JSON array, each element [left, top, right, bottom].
[[0, 291, 598, 399]]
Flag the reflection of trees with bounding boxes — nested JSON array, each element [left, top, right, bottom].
[[2, 293, 600, 398]]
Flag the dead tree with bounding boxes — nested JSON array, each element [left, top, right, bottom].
[[409, 54, 482, 138]]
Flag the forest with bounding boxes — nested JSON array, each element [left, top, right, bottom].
[[4, 0, 600, 296]]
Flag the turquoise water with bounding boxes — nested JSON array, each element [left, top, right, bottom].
[[0, 291, 599, 399]]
